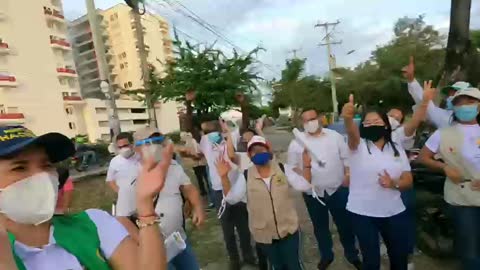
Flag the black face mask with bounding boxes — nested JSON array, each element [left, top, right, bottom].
[[360, 125, 388, 142]]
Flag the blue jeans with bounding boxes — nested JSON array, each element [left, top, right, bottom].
[[351, 210, 409, 270], [303, 187, 359, 263], [450, 205, 480, 270], [168, 242, 200, 270], [401, 188, 416, 254], [256, 231, 304, 270]]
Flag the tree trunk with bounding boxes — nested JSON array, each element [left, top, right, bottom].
[[240, 101, 250, 132], [444, 0, 471, 83], [185, 100, 194, 133]]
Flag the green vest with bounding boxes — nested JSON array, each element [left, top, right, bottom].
[[8, 211, 112, 270]]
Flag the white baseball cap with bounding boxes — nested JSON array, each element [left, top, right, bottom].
[[452, 87, 480, 103], [441, 81, 471, 95], [247, 135, 269, 151]]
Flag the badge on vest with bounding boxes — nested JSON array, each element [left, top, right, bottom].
[[274, 175, 286, 185]]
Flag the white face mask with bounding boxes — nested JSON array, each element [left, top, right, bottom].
[[119, 147, 134, 158], [388, 116, 401, 130], [303, 119, 320, 134], [141, 144, 163, 162], [0, 172, 58, 225]]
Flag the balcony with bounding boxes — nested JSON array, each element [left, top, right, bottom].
[[0, 113, 25, 124], [56, 67, 77, 78], [0, 42, 10, 54], [50, 36, 71, 51], [63, 95, 85, 105], [0, 74, 17, 87], [44, 6, 65, 23]]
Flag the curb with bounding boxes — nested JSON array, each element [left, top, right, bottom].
[[71, 166, 108, 182]]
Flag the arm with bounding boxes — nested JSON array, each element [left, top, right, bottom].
[[284, 164, 312, 192], [397, 171, 413, 191], [108, 181, 120, 193], [287, 140, 302, 168], [116, 217, 139, 244], [223, 171, 247, 204], [418, 146, 447, 172], [403, 80, 436, 136], [407, 79, 424, 104], [181, 184, 205, 227], [342, 94, 360, 150]]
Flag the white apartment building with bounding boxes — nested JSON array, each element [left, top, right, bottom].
[[0, 0, 84, 137]]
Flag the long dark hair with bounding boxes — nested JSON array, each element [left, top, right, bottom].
[[361, 108, 400, 157]]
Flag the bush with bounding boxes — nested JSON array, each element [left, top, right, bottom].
[[166, 131, 181, 144]]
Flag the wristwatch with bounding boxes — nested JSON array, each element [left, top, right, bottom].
[[393, 183, 400, 190]]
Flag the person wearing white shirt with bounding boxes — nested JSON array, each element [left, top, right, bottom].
[[219, 136, 311, 270], [287, 109, 361, 270], [343, 96, 413, 270], [198, 120, 255, 270], [106, 132, 142, 241], [403, 56, 471, 129], [419, 88, 480, 270], [133, 127, 205, 270]]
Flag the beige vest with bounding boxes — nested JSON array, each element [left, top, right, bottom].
[[246, 164, 299, 244], [439, 127, 480, 206]]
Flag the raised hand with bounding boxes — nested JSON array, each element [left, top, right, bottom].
[[378, 170, 394, 189], [255, 115, 265, 132], [215, 157, 232, 178], [402, 56, 415, 82], [136, 144, 174, 216], [342, 94, 355, 120], [185, 89, 196, 102], [423, 80, 436, 102]]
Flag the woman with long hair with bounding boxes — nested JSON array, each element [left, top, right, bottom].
[[419, 87, 480, 270], [343, 94, 413, 270]]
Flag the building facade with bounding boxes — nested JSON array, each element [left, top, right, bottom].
[[0, 0, 85, 137]]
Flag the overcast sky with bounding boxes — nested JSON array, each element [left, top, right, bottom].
[[64, 0, 480, 81]]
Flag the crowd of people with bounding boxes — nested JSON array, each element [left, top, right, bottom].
[[0, 56, 479, 270]]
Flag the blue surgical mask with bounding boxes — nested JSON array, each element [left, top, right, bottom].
[[446, 96, 454, 110], [453, 104, 479, 122], [251, 152, 272, 166], [207, 132, 223, 145]]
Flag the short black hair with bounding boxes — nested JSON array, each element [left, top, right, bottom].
[[241, 128, 257, 136], [116, 132, 133, 143], [301, 107, 319, 115]]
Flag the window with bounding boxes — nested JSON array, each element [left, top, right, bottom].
[[122, 52, 126, 58], [123, 83, 128, 89], [133, 119, 148, 125], [0, 105, 4, 114], [120, 63, 124, 69], [131, 108, 146, 114], [68, 122, 76, 130], [59, 79, 67, 85], [95, 108, 107, 113], [65, 107, 73, 115], [62, 92, 69, 97], [124, 62, 128, 68], [128, 81, 132, 87]]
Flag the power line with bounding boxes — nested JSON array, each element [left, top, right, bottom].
[[147, 0, 280, 76]]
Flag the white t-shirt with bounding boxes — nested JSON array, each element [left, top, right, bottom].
[[14, 209, 129, 270], [392, 126, 415, 150], [347, 140, 411, 217], [106, 154, 141, 216], [287, 128, 348, 196], [155, 161, 191, 236], [199, 133, 239, 191], [425, 124, 480, 172]]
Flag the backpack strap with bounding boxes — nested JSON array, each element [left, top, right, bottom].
[[278, 162, 285, 173]]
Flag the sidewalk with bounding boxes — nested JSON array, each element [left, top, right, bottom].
[[70, 165, 108, 182]]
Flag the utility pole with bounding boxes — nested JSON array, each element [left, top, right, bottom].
[[86, 0, 121, 138], [315, 20, 342, 116], [288, 48, 302, 59], [129, 1, 158, 127]]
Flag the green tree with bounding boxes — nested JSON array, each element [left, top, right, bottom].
[[143, 31, 263, 133]]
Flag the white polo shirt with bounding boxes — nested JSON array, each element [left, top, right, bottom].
[[13, 209, 128, 270], [155, 161, 192, 237], [106, 154, 141, 217], [347, 140, 411, 217], [392, 126, 415, 150], [199, 133, 240, 191], [287, 128, 348, 197]]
